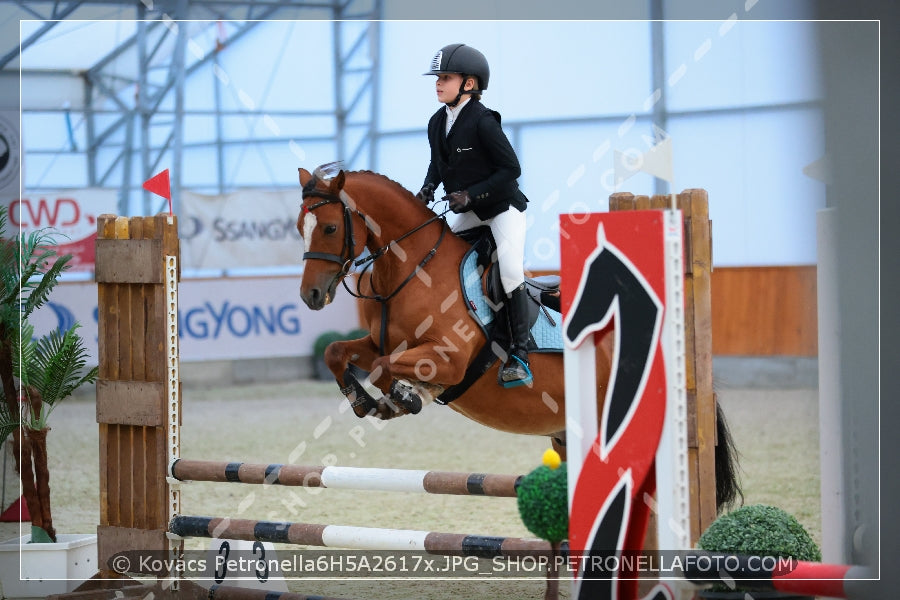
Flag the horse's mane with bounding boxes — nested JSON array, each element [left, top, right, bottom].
[[311, 161, 417, 201], [348, 169, 417, 201]]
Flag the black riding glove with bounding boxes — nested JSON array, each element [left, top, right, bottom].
[[416, 183, 435, 204], [446, 190, 472, 213]]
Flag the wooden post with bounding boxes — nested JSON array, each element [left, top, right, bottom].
[[609, 189, 717, 544], [64, 214, 319, 599], [93, 214, 180, 580]]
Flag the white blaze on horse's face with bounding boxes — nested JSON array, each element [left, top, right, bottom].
[[301, 211, 318, 257]]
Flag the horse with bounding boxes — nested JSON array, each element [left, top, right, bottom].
[[296, 163, 740, 512]]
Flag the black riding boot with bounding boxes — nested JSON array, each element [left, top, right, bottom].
[[499, 283, 533, 387]]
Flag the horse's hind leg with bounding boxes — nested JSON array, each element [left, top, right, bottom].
[[550, 432, 567, 461]]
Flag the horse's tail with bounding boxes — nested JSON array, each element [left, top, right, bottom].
[[714, 399, 743, 512]]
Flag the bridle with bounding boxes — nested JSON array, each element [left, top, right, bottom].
[[300, 177, 362, 276], [300, 173, 451, 354]]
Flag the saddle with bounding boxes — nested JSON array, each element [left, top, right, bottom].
[[456, 227, 561, 339], [436, 227, 564, 404]]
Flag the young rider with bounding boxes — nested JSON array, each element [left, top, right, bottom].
[[417, 43, 533, 387]]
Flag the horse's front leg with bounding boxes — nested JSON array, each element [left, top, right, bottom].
[[369, 343, 468, 416], [324, 338, 414, 420], [324, 336, 379, 381]]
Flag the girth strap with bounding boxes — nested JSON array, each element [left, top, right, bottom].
[[436, 338, 502, 405]]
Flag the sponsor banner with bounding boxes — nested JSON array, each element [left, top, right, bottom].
[[29, 276, 360, 364], [0, 111, 19, 198], [180, 190, 302, 270], [4, 189, 117, 271], [3, 188, 304, 272]]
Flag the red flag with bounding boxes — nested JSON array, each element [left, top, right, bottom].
[[0, 494, 30, 522], [142, 169, 172, 215]]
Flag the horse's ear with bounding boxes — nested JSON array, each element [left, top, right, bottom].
[[298, 168, 313, 187], [329, 170, 346, 192]]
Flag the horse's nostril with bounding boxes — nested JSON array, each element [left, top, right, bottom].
[[301, 285, 327, 309]]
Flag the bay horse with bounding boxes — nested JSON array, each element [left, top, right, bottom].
[[296, 163, 740, 511]]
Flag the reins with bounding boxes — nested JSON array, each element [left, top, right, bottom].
[[301, 176, 451, 354]]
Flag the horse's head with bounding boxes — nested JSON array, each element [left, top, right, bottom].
[[297, 164, 368, 310]]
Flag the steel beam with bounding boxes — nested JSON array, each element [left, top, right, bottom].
[[333, 0, 381, 170], [17, 0, 382, 213], [0, 1, 84, 69]]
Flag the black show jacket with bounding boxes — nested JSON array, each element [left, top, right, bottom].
[[423, 99, 528, 221]]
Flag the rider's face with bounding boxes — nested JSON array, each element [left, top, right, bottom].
[[435, 73, 473, 104]]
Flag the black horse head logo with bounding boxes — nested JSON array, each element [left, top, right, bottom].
[[564, 222, 663, 452]]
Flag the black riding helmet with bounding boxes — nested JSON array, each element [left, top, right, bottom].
[[423, 43, 490, 106]]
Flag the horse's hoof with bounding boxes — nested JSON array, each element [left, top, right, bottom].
[[373, 400, 410, 420], [389, 380, 423, 414]]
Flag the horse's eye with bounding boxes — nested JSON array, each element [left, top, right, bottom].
[[324, 224, 338, 235]]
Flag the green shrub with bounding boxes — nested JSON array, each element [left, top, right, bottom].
[[698, 504, 821, 595], [312, 329, 370, 358], [312, 331, 345, 357], [516, 464, 568, 543], [346, 328, 369, 340], [698, 504, 821, 562]]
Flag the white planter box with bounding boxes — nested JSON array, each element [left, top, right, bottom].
[[0, 533, 97, 598]]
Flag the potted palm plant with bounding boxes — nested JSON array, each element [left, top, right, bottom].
[[0, 206, 99, 596]]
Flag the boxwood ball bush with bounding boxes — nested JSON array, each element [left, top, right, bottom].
[[346, 328, 369, 340], [698, 504, 821, 562], [517, 463, 568, 543], [313, 330, 345, 358]]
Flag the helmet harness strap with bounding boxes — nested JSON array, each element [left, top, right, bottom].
[[446, 75, 479, 108]]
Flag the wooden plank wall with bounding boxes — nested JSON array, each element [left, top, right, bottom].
[[94, 215, 179, 577], [711, 266, 817, 356], [608, 189, 717, 545], [529, 267, 818, 358]]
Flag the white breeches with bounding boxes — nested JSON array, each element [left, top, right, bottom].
[[451, 207, 526, 294]]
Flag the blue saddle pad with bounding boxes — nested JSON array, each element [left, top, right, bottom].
[[460, 247, 564, 353]]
